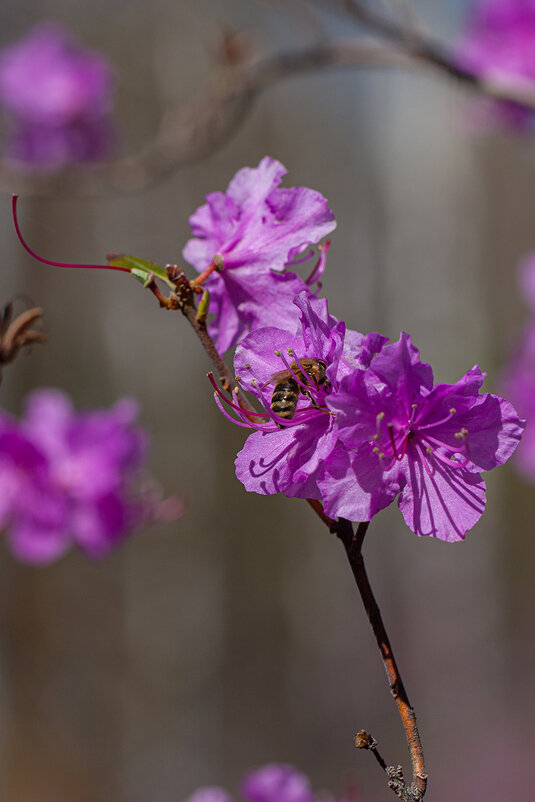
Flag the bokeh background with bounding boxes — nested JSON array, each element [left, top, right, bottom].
[[0, 1, 534, 800]]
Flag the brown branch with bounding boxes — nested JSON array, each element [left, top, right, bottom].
[[306, 501, 426, 801]]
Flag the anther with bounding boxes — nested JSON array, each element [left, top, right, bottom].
[[379, 452, 385, 459], [377, 412, 385, 421], [373, 447, 380, 455], [251, 379, 257, 386], [461, 427, 468, 436], [245, 364, 251, 370], [235, 375, 241, 383], [274, 350, 281, 356], [454, 431, 464, 440], [372, 433, 379, 441], [287, 347, 294, 355], [426, 447, 432, 455], [450, 408, 456, 415], [411, 403, 418, 410]]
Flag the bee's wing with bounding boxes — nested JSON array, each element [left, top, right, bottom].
[[260, 369, 292, 389]]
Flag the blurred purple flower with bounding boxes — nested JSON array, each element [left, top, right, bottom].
[[456, 0, 535, 130], [0, 23, 114, 167], [242, 764, 313, 802], [321, 333, 523, 540], [185, 764, 353, 802], [183, 157, 336, 353], [0, 389, 182, 563]]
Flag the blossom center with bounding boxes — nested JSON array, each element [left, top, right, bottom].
[[370, 404, 471, 472]]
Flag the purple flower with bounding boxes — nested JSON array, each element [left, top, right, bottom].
[[242, 764, 314, 802], [320, 333, 523, 541], [0, 23, 114, 167], [213, 291, 385, 503], [185, 764, 349, 802], [456, 0, 535, 130], [183, 157, 336, 353], [0, 389, 182, 563]]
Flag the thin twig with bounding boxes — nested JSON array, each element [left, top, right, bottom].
[[342, 521, 427, 800]]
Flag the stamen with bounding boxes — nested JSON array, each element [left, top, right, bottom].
[[417, 407, 460, 431], [12, 195, 129, 273], [304, 240, 331, 286], [276, 349, 314, 394], [207, 373, 268, 418]]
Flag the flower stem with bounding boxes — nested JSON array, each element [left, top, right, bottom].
[[341, 519, 427, 801]]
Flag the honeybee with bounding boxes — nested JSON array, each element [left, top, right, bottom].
[[268, 358, 329, 425]]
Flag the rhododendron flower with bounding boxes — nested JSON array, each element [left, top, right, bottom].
[[183, 157, 336, 353], [213, 291, 386, 501], [0, 23, 114, 167], [456, 0, 535, 129], [0, 389, 181, 563], [185, 764, 351, 802], [320, 334, 524, 540]]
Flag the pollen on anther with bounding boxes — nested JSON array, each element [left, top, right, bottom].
[[379, 452, 385, 459], [426, 447, 432, 454], [274, 350, 281, 356], [461, 427, 468, 436], [454, 431, 463, 440], [450, 408, 456, 415], [411, 403, 418, 409], [287, 347, 294, 355], [372, 433, 379, 441], [377, 412, 385, 421], [373, 447, 380, 455]]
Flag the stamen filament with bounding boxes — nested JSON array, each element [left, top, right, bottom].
[[12, 195, 130, 273]]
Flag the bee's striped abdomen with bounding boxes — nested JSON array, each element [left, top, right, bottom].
[[271, 377, 299, 424]]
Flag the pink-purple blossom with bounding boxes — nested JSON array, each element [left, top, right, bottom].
[[0, 388, 181, 563], [456, 0, 535, 129], [0, 23, 114, 167], [320, 333, 523, 540], [183, 157, 336, 353], [216, 298, 523, 541], [185, 764, 352, 802], [213, 291, 385, 502]]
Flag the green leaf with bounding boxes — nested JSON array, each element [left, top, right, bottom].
[[107, 254, 177, 289]]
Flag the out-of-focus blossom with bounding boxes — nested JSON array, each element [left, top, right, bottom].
[[0, 23, 114, 167], [0, 389, 182, 563], [242, 764, 314, 802], [183, 157, 336, 353], [456, 0, 535, 130], [502, 323, 535, 477], [185, 764, 353, 802]]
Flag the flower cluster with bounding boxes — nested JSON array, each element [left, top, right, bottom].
[[0, 23, 114, 167], [456, 0, 535, 130], [214, 290, 522, 542], [195, 159, 523, 543], [185, 763, 354, 802], [0, 389, 182, 563], [183, 157, 336, 353]]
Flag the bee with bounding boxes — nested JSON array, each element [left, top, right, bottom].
[[268, 358, 329, 425]]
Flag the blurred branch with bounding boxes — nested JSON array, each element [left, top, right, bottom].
[[5, 3, 535, 197]]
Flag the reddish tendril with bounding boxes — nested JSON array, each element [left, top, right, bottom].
[[12, 195, 130, 273]]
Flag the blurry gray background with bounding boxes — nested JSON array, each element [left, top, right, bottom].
[[1, 1, 534, 800]]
